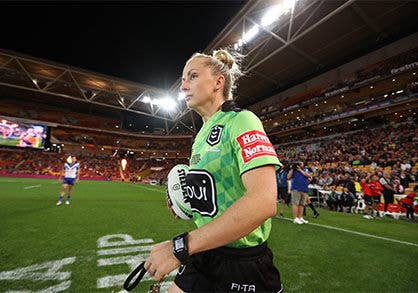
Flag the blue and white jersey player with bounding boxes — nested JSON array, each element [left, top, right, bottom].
[[56, 156, 80, 205]]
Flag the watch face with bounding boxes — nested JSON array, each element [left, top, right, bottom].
[[174, 238, 184, 250]]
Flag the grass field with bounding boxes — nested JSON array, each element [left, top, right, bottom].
[[0, 177, 417, 292]]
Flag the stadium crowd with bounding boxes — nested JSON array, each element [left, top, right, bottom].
[[276, 122, 417, 217], [0, 148, 186, 182], [52, 128, 192, 152], [263, 47, 417, 133]]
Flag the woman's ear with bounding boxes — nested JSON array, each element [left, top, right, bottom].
[[215, 75, 225, 91]]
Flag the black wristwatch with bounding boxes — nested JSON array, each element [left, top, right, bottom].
[[172, 232, 191, 264]]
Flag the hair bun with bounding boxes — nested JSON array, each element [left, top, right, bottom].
[[213, 49, 235, 70]]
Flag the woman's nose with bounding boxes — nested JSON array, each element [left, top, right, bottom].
[[181, 80, 189, 91]]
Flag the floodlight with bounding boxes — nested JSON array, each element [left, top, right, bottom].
[[142, 96, 151, 103], [159, 97, 177, 112], [261, 0, 297, 27], [261, 4, 282, 27], [243, 26, 259, 43], [282, 0, 296, 13]]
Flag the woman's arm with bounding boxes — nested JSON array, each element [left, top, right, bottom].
[[144, 165, 277, 281], [188, 164, 277, 254]]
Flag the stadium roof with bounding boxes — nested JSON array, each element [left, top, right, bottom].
[[196, 0, 418, 108], [1, 0, 417, 134]]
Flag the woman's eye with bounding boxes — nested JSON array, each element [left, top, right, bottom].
[[190, 73, 197, 80]]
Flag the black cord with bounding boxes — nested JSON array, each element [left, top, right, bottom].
[[123, 261, 147, 291]]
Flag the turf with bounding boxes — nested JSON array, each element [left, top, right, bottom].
[[0, 178, 417, 292]]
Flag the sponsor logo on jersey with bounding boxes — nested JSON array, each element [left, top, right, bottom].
[[206, 125, 224, 146], [185, 170, 218, 217], [236, 130, 276, 163]]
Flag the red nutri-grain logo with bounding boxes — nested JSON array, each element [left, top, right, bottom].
[[237, 130, 277, 163]]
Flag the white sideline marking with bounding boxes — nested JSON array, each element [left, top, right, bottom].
[[23, 184, 42, 189], [132, 183, 165, 193], [282, 217, 418, 247], [134, 184, 165, 193], [97, 245, 154, 256]]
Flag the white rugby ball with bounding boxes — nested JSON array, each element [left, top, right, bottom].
[[167, 164, 193, 220]]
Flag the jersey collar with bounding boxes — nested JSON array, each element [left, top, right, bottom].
[[221, 100, 241, 112]]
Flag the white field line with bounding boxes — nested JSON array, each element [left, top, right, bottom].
[[131, 184, 165, 193], [23, 184, 42, 189], [282, 217, 418, 247]]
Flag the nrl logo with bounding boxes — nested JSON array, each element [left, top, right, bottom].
[[206, 125, 224, 146]]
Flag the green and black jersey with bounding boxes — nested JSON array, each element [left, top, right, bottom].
[[186, 101, 282, 248]]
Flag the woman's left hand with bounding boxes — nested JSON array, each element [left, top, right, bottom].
[[144, 240, 181, 281]]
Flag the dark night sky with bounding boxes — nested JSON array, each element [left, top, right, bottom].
[[1, 1, 246, 90]]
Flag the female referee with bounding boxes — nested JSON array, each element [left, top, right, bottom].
[[144, 49, 283, 292]]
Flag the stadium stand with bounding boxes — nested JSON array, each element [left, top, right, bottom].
[[262, 48, 418, 137], [0, 147, 187, 183]]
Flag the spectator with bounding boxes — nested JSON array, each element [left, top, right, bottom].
[[379, 172, 396, 213], [342, 187, 355, 213], [276, 165, 290, 218], [288, 161, 313, 224], [326, 186, 339, 211], [399, 186, 417, 222]]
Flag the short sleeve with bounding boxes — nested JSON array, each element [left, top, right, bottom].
[[230, 111, 282, 176]]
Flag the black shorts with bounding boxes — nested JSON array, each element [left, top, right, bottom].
[[174, 242, 282, 292], [363, 195, 380, 205], [278, 187, 288, 201]]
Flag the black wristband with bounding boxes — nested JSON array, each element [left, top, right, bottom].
[[172, 232, 190, 264]]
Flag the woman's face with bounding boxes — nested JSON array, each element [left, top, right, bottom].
[[181, 57, 218, 110]]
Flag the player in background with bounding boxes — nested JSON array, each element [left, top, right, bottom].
[[56, 156, 80, 205]]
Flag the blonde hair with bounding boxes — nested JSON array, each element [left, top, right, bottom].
[[190, 49, 243, 100]]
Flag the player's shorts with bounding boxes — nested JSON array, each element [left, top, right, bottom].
[[278, 187, 288, 201], [174, 242, 283, 292], [363, 195, 379, 205], [291, 190, 308, 206], [63, 178, 76, 186]]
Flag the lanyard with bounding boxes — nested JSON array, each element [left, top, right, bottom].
[[123, 261, 162, 292]]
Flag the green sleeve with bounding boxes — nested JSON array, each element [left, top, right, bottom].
[[230, 111, 282, 176]]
